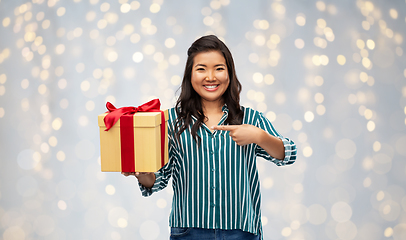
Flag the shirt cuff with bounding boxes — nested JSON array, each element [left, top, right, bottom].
[[138, 172, 160, 197], [256, 136, 296, 166], [279, 137, 296, 165]]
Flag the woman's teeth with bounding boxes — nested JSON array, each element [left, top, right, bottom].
[[205, 85, 218, 89]]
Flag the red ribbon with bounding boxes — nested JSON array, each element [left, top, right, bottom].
[[104, 99, 166, 172]]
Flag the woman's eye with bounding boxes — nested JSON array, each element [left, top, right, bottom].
[[216, 67, 225, 71], [197, 68, 205, 71]]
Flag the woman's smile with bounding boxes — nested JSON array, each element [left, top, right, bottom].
[[203, 84, 220, 91]]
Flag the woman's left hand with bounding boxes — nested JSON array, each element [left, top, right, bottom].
[[212, 124, 262, 146]]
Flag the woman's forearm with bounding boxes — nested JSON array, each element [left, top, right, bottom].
[[256, 130, 285, 160]]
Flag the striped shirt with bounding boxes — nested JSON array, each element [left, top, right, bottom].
[[139, 105, 297, 237]]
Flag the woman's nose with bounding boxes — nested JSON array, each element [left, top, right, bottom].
[[205, 72, 216, 80]]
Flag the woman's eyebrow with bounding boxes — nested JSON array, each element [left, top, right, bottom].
[[214, 64, 226, 67], [194, 63, 226, 68], [194, 63, 207, 68]]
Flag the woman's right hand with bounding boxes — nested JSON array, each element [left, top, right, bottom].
[[121, 172, 154, 177], [122, 172, 156, 188], [121, 172, 135, 177]]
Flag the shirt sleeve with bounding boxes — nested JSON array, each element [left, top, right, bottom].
[[254, 111, 297, 166], [138, 119, 179, 196]]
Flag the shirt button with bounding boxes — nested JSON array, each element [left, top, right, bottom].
[[211, 186, 215, 190], [210, 151, 214, 155], [211, 168, 215, 172]]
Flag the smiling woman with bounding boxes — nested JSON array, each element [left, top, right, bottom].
[[128, 35, 297, 240], [175, 35, 244, 143]]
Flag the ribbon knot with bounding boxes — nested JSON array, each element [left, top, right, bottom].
[[104, 99, 161, 131]]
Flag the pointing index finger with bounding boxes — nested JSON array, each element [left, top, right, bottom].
[[212, 125, 238, 131]]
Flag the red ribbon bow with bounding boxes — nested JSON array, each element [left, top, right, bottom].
[[104, 98, 162, 131], [103, 99, 166, 172]]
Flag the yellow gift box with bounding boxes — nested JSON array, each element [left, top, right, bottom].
[[98, 107, 169, 172]]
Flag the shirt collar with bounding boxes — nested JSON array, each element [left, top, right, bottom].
[[190, 104, 229, 125], [221, 104, 229, 113], [218, 104, 229, 126]]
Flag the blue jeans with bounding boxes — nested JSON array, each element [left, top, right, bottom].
[[170, 227, 260, 240]]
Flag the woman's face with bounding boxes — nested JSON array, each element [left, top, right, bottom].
[[191, 50, 229, 106]]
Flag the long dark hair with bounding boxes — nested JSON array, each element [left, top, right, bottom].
[[174, 35, 243, 143]]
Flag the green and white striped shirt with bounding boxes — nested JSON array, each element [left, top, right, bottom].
[[139, 105, 297, 236]]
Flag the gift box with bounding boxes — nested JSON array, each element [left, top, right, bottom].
[[98, 99, 169, 172]]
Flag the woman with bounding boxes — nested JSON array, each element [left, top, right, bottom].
[[124, 35, 297, 239]]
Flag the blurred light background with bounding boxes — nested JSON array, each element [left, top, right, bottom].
[[1, 0, 406, 239]]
